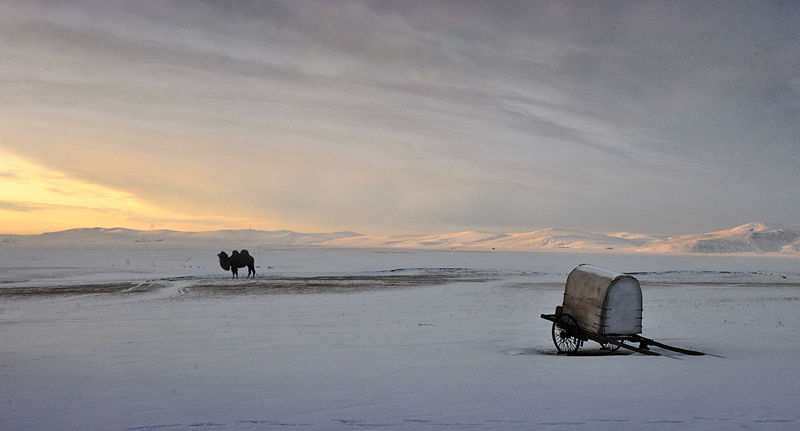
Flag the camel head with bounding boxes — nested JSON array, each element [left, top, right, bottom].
[[217, 251, 231, 271]]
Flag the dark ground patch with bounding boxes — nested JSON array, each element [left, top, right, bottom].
[[0, 269, 500, 298], [0, 282, 166, 298], [185, 270, 498, 296]]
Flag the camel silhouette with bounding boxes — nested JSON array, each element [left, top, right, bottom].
[[217, 250, 256, 279]]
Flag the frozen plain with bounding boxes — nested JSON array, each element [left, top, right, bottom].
[[2, 243, 800, 430]]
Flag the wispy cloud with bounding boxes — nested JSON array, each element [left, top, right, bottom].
[[0, 201, 36, 212], [1, 0, 799, 235]]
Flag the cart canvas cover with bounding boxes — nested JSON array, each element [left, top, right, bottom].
[[562, 264, 643, 336]]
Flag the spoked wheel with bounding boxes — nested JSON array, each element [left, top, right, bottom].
[[552, 314, 581, 354]]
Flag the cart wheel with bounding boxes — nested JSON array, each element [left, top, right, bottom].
[[552, 314, 581, 354]]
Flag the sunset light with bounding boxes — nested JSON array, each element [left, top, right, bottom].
[[0, 152, 255, 234]]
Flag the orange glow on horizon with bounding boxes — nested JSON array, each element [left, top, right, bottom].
[[0, 152, 262, 235]]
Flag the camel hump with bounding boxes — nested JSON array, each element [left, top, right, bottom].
[[240, 249, 251, 257]]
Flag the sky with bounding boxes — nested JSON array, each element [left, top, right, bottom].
[[1, 0, 799, 236]]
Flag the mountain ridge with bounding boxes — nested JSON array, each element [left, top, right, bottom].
[[3, 222, 799, 255]]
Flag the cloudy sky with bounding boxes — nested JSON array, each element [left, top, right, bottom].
[[1, 0, 799, 235]]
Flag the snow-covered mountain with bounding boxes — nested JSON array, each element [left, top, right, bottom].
[[3, 222, 799, 255], [7, 227, 362, 247], [637, 222, 800, 255], [323, 228, 660, 251]]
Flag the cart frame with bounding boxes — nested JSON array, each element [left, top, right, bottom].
[[540, 312, 704, 356]]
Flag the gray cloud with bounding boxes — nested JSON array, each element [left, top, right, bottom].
[[2, 0, 799, 235], [0, 201, 35, 212]]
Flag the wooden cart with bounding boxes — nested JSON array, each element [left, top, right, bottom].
[[541, 264, 704, 356]]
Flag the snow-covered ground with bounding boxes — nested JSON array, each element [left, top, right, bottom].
[[2, 242, 800, 430]]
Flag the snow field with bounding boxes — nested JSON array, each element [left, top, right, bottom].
[[2, 247, 800, 430]]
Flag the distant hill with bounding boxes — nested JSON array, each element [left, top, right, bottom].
[[12, 227, 362, 247], [323, 228, 662, 251], [3, 222, 799, 255], [636, 222, 800, 255]]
